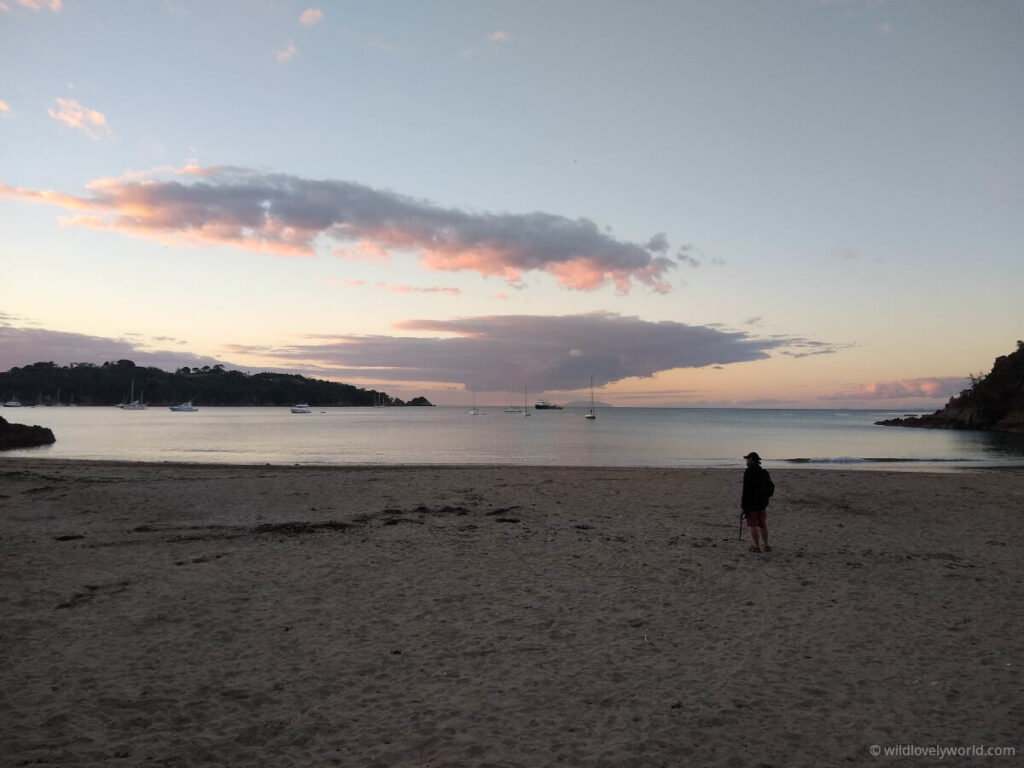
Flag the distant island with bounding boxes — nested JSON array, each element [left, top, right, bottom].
[[0, 360, 433, 408], [876, 341, 1024, 434]]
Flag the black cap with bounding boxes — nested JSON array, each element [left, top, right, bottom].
[[743, 452, 761, 462]]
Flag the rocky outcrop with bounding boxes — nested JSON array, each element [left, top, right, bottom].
[[877, 341, 1024, 433], [0, 415, 56, 450], [405, 397, 435, 406]]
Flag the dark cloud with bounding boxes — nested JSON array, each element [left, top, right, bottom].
[[776, 339, 852, 358], [645, 233, 670, 253], [3, 314, 846, 395], [0, 324, 228, 372], [676, 243, 701, 268], [255, 312, 844, 391], [1, 166, 678, 293]]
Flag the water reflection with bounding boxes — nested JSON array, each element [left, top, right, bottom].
[[974, 429, 1024, 459]]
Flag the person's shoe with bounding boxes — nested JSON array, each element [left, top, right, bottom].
[[748, 546, 761, 553], [763, 545, 772, 552]]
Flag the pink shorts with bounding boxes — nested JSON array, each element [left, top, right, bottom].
[[744, 509, 767, 528]]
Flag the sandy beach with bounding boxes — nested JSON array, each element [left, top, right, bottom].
[[1, 459, 1021, 767]]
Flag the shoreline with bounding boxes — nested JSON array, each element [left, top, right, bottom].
[[5, 455, 1024, 474], [2, 460, 1021, 766]]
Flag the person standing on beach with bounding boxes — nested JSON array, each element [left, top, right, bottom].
[[742, 451, 774, 552]]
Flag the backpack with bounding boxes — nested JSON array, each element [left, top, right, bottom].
[[762, 469, 775, 504]]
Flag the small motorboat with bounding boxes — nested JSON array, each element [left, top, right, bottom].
[[290, 404, 312, 414], [169, 400, 198, 412]]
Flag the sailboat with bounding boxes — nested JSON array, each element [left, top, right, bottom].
[[523, 385, 531, 417], [469, 389, 481, 416], [585, 376, 596, 420], [120, 381, 147, 410]]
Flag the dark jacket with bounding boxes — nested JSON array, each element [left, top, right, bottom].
[[742, 465, 774, 511]]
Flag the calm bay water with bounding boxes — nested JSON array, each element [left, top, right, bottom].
[[5, 405, 1024, 471]]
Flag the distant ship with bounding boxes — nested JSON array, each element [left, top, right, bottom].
[[534, 398, 563, 410]]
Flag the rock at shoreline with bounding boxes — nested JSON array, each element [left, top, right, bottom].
[[0, 415, 56, 450], [876, 341, 1024, 434]]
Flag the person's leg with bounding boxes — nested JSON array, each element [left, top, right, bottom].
[[760, 525, 770, 551], [748, 525, 762, 551]]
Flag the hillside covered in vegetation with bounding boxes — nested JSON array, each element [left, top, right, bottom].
[[0, 361, 432, 408], [877, 341, 1024, 433]]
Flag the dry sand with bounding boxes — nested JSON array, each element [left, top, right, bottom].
[[1, 458, 1021, 767]]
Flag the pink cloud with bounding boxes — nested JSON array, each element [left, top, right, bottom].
[[0, 100, 10, 114], [375, 282, 461, 296], [417, 244, 522, 282], [299, 8, 324, 26], [487, 31, 510, 42], [274, 40, 297, 62], [330, 277, 460, 296], [322, 277, 364, 288], [823, 377, 969, 401], [333, 240, 392, 264], [0, 165, 678, 292], [47, 98, 111, 140], [4, 0, 62, 11], [0, 183, 95, 210]]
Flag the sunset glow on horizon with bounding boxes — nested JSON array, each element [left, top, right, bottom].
[[1, 1, 1020, 407]]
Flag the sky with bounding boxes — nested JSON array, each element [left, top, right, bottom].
[[1, 0, 1021, 407]]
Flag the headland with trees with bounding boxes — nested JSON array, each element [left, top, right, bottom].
[[0, 360, 433, 408]]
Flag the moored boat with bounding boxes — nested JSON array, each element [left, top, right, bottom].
[[118, 382, 147, 411], [119, 381, 147, 410]]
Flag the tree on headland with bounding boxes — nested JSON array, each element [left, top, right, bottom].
[[0, 362, 433, 407]]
